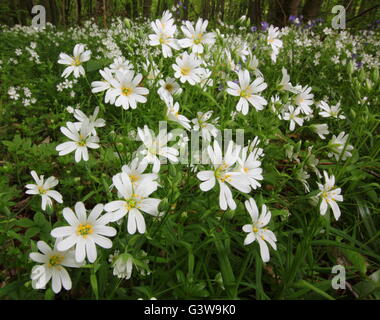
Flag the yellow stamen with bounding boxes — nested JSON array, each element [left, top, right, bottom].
[[165, 83, 174, 92], [124, 198, 138, 210], [48, 254, 64, 267], [193, 33, 203, 44], [129, 175, 139, 183], [180, 67, 191, 76], [71, 57, 81, 66], [240, 89, 250, 98], [76, 223, 93, 238], [38, 186, 47, 194], [121, 87, 133, 96]]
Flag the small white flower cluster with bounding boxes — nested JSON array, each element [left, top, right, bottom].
[[104, 158, 161, 234], [197, 138, 264, 211], [26, 42, 41, 64], [56, 106, 104, 162], [7, 86, 36, 106], [108, 249, 150, 280], [266, 26, 283, 63], [58, 43, 91, 78], [91, 59, 149, 111], [57, 79, 78, 92]]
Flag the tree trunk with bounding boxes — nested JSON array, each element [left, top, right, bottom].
[[202, 0, 210, 20], [64, 0, 72, 26], [287, 0, 301, 17], [268, 0, 287, 27], [210, 0, 217, 21], [131, 0, 139, 18], [143, 0, 152, 18], [102, 0, 107, 27], [77, 0, 82, 25], [219, 0, 225, 21], [162, 0, 168, 12], [89, 0, 93, 17], [48, 0, 58, 25], [155, 0, 161, 17], [25, 0, 34, 18], [302, 0, 323, 21], [248, 0, 262, 26]]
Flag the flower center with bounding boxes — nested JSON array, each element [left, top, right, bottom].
[[252, 226, 259, 233], [48, 254, 64, 267], [76, 134, 87, 147], [240, 89, 250, 98], [76, 223, 93, 238], [193, 33, 203, 44], [122, 87, 133, 96], [321, 191, 329, 199], [38, 186, 47, 194], [129, 174, 139, 183], [71, 57, 81, 66], [215, 164, 231, 183], [165, 83, 174, 92], [125, 198, 138, 210], [180, 67, 191, 76], [159, 35, 168, 44]]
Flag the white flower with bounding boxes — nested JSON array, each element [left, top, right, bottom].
[[56, 120, 100, 162], [247, 54, 263, 78], [316, 171, 343, 220], [318, 101, 346, 119], [104, 172, 161, 234], [294, 85, 314, 115], [8, 86, 19, 100], [25, 171, 63, 211], [311, 123, 329, 139], [267, 26, 283, 63], [160, 10, 175, 28], [142, 59, 161, 81], [172, 52, 203, 85], [198, 68, 213, 89], [163, 95, 191, 130], [149, 19, 179, 58], [297, 169, 310, 193], [137, 125, 179, 173], [242, 198, 277, 263], [158, 77, 182, 100], [192, 111, 219, 142], [51, 202, 116, 263], [91, 68, 117, 104], [227, 69, 268, 115], [109, 251, 133, 279], [29, 240, 81, 294], [109, 56, 133, 73], [179, 18, 216, 54], [120, 158, 158, 187], [108, 70, 149, 110], [235, 146, 263, 190], [73, 106, 105, 135], [197, 140, 251, 211], [327, 132, 354, 161], [283, 105, 304, 131], [58, 44, 91, 78], [278, 68, 298, 93]]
